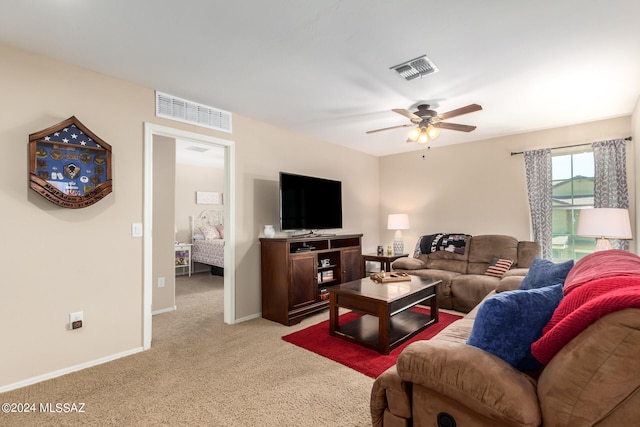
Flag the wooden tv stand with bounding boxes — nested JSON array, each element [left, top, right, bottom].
[[260, 234, 363, 326]]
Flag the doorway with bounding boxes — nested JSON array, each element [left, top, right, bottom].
[[143, 123, 236, 350]]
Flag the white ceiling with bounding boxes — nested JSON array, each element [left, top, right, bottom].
[[2, 1, 639, 157], [175, 139, 224, 168]]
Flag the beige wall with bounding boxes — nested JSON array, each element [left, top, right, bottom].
[[379, 116, 635, 254], [1, 44, 149, 388], [152, 136, 177, 312], [231, 116, 380, 320], [175, 162, 225, 244], [0, 42, 380, 390]]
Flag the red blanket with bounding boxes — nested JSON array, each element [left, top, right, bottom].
[[563, 249, 640, 296], [531, 276, 640, 365]]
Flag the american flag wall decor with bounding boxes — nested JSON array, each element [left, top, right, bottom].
[[28, 116, 113, 209]]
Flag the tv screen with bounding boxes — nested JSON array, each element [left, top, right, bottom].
[[279, 172, 343, 231]]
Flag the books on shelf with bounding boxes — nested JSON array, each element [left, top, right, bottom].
[[317, 270, 334, 283]]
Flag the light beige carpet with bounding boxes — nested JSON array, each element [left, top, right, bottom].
[[1, 273, 374, 426]]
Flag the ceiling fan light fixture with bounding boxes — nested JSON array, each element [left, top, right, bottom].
[[390, 55, 439, 81], [417, 128, 429, 144], [407, 127, 420, 141], [426, 125, 440, 140]]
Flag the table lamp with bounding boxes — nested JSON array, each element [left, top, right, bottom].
[[576, 208, 632, 251], [388, 213, 410, 255]]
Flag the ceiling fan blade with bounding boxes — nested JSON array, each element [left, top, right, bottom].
[[435, 122, 477, 132], [392, 108, 421, 121], [438, 104, 482, 120], [366, 123, 414, 134]]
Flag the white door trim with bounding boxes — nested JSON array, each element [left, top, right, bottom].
[[143, 123, 236, 350]]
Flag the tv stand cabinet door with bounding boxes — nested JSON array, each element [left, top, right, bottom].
[[289, 253, 317, 309], [341, 247, 363, 282]]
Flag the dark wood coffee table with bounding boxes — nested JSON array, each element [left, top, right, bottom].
[[328, 275, 440, 354]]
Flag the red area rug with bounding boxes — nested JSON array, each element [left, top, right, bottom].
[[282, 308, 462, 378]]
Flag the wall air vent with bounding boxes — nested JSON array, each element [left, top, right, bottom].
[[185, 145, 210, 152], [390, 55, 439, 81], [155, 91, 232, 133]]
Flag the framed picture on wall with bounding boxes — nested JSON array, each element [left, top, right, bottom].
[[196, 191, 222, 205]]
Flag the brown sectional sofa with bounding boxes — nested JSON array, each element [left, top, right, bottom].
[[392, 235, 540, 312], [371, 288, 640, 427], [372, 249, 640, 427]]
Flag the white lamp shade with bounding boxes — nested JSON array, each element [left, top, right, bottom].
[[387, 214, 410, 230], [576, 208, 632, 239]]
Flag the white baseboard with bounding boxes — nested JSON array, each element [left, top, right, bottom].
[[152, 306, 177, 315], [0, 347, 145, 393], [234, 311, 261, 323]]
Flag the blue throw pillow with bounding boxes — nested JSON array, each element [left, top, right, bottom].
[[466, 284, 564, 370], [519, 257, 574, 290]]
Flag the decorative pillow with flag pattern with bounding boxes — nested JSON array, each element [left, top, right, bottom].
[[485, 258, 513, 278]]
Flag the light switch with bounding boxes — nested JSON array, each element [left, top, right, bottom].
[[132, 223, 143, 237]]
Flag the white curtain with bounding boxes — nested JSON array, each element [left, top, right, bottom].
[[593, 139, 629, 250], [523, 149, 553, 259]]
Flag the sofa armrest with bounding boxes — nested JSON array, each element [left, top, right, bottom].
[[503, 267, 529, 277], [392, 257, 425, 270], [371, 365, 412, 427], [396, 340, 541, 426], [495, 268, 529, 292]]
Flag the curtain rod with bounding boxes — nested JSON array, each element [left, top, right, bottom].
[[510, 136, 632, 156]]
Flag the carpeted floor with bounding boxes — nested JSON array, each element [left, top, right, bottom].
[[1, 273, 374, 426]]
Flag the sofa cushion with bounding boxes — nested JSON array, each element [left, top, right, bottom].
[[519, 257, 573, 290], [450, 275, 499, 313], [517, 241, 540, 268], [467, 235, 519, 274], [432, 318, 476, 344], [466, 284, 564, 370], [410, 269, 459, 309], [424, 249, 469, 274]]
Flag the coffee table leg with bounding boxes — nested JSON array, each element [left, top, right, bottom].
[[329, 293, 338, 336], [379, 305, 391, 355], [430, 291, 439, 323]]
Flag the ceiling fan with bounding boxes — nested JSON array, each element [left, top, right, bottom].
[[367, 103, 483, 144]]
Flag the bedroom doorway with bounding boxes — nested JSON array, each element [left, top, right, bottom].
[[143, 123, 236, 350]]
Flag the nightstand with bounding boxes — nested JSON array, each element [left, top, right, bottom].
[[362, 253, 409, 275], [175, 243, 192, 277]]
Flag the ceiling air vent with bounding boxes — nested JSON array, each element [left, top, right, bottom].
[[390, 55, 439, 81], [155, 91, 232, 133]]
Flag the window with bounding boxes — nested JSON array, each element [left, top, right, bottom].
[[551, 151, 596, 261]]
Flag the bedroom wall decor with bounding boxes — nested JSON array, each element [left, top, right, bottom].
[[29, 116, 113, 208], [196, 191, 221, 205]]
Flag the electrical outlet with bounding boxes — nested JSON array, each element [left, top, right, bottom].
[[69, 311, 83, 330], [158, 277, 165, 288]]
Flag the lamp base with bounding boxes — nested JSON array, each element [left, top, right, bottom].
[[393, 236, 404, 255], [595, 238, 612, 251]]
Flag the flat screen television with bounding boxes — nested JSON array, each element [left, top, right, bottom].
[[279, 172, 343, 231]]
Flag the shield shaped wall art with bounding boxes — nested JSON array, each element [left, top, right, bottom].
[[29, 116, 112, 208]]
